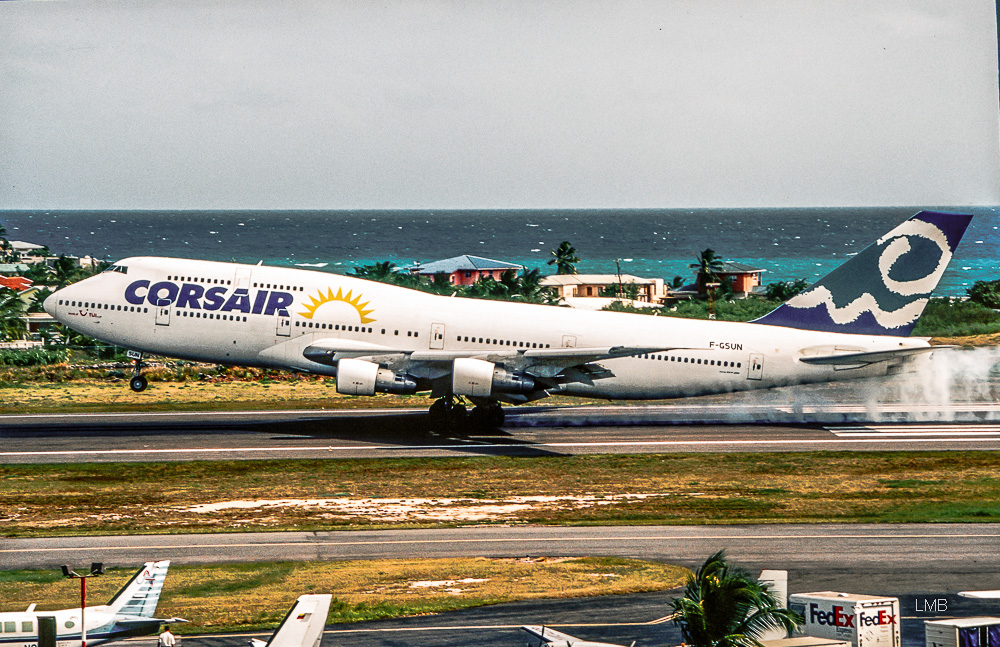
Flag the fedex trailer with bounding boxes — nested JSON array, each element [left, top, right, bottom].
[[788, 592, 900, 647], [925, 617, 1000, 647]]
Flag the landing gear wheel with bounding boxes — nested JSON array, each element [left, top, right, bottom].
[[428, 398, 448, 425], [449, 403, 467, 422], [469, 403, 504, 429], [485, 403, 505, 428], [428, 396, 469, 431], [129, 375, 148, 392]]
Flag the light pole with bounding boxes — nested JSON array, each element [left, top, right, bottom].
[[61, 563, 104, 647]]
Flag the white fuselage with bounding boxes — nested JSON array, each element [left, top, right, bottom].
[[0, 606, 151, 647], [47, 257, 930, 400]]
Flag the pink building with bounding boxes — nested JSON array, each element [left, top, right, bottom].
[[409, 255, 523, 286]]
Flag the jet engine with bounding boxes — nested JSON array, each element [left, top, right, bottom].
[[451, 357, 535, 398], [335, 358, 417, 396]]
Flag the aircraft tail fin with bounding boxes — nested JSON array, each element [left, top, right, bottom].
[[752, 210, 973, 336], [106, 560, 170, 618], [260, 595, 332, 647]]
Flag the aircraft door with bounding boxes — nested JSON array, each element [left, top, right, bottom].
[[276, 316, 291, 337], [234, 267, 252, 289], [747, 353, 764, 380], [430, 323, 445, 350], [38, 616, 57, 647], [155, 304, 171, 326], [561, 334, 577, 348]]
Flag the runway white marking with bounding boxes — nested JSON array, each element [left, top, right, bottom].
[[5, 531, 1000, 554], [827, 425, 1000, 438], [4, 431, 1000, 459]]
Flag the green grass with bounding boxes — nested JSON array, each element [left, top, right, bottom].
[[4, 452, 1000, 537], [0, 558, 689, 633]]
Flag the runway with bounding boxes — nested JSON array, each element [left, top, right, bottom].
[[6, 524, 1000, 591], [4, 404, 1000, 463]]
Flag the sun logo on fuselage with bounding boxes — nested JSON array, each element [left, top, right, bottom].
[[299, 287, 376, 323]]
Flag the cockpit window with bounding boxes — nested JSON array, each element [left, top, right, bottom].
[[103, 265, 128, 275]]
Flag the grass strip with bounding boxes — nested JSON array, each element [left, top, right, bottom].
[[0, 557, 688, 632], [3, 453, 1000, 537]]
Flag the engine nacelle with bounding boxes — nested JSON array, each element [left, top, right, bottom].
[[335, 358, 417, 396], [452, 357, 535, 398]]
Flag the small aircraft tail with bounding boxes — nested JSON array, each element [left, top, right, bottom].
[[105, 560, 171, 618], [753, 210, 973, 336], [250, 595, 332, 647]]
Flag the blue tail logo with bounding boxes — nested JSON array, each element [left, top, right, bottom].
[[753, 210, 973, 336]]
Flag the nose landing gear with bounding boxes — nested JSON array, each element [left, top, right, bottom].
[[128, 353, 148, 392]]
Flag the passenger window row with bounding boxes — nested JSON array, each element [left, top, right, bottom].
[[456, 335, 550, 349], [0, 621, 32, 633], [60, 299, 148, 314], [296, 321, 372, 333], [294, 321, 420, 338], [178, 310, 247, 322], [254, 282, 304, 291], [168, 275, 231, 286], [641, 353, 741, 368]]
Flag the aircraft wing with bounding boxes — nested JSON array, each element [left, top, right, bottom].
[[798, 346, 950, 367], [302, 339, 706, 402], [304, 339, 696, 374], [958, 590, 1000, 599]]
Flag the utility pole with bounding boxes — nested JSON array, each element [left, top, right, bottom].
[[61, 563, 104, 647]]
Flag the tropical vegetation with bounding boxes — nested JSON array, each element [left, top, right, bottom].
[[547, 241, 580, 275], [671, 551, 801, 647], [350, 261, 559, 304]]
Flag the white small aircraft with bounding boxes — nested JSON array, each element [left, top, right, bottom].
[[522, 625, 633, 647], [45, 211, 972, 427], [0, 561, 184, 647], [248, 595, 331, 647]]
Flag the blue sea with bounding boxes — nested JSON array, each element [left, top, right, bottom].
[[1, 207, 998, 296]]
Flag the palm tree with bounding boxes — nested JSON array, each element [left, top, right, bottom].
[[671, 551, 801, 647], [547, 241, 580, 275], [0, 221, 12, 263], [0, 287, 28, 342], [53, 255, 81, 289], [690, 248, 726, 294], [350, 261, 399, 282]]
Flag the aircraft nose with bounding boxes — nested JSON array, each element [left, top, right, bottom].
[[43, 291, 58, 317]]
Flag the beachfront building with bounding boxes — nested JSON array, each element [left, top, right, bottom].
[[541, 274, 667, 309], [714, 262, 766, 297], [408, 255, 523, 286]]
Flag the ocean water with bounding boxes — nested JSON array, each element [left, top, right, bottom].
[[2, 207, 998, 296]]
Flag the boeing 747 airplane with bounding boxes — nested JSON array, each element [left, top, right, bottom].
[[45, 211, 972, 427]]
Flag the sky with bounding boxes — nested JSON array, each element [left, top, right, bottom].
[[1, 0, 999, 210]]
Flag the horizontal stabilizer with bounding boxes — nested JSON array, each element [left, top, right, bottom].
[[799, 345, 949, 366]]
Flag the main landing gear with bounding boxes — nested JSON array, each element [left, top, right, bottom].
[[129, 353, 148, 392], [428, 396, 505, 430]]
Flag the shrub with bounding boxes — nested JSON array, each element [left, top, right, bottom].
[[0, 347, 69, 366]]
